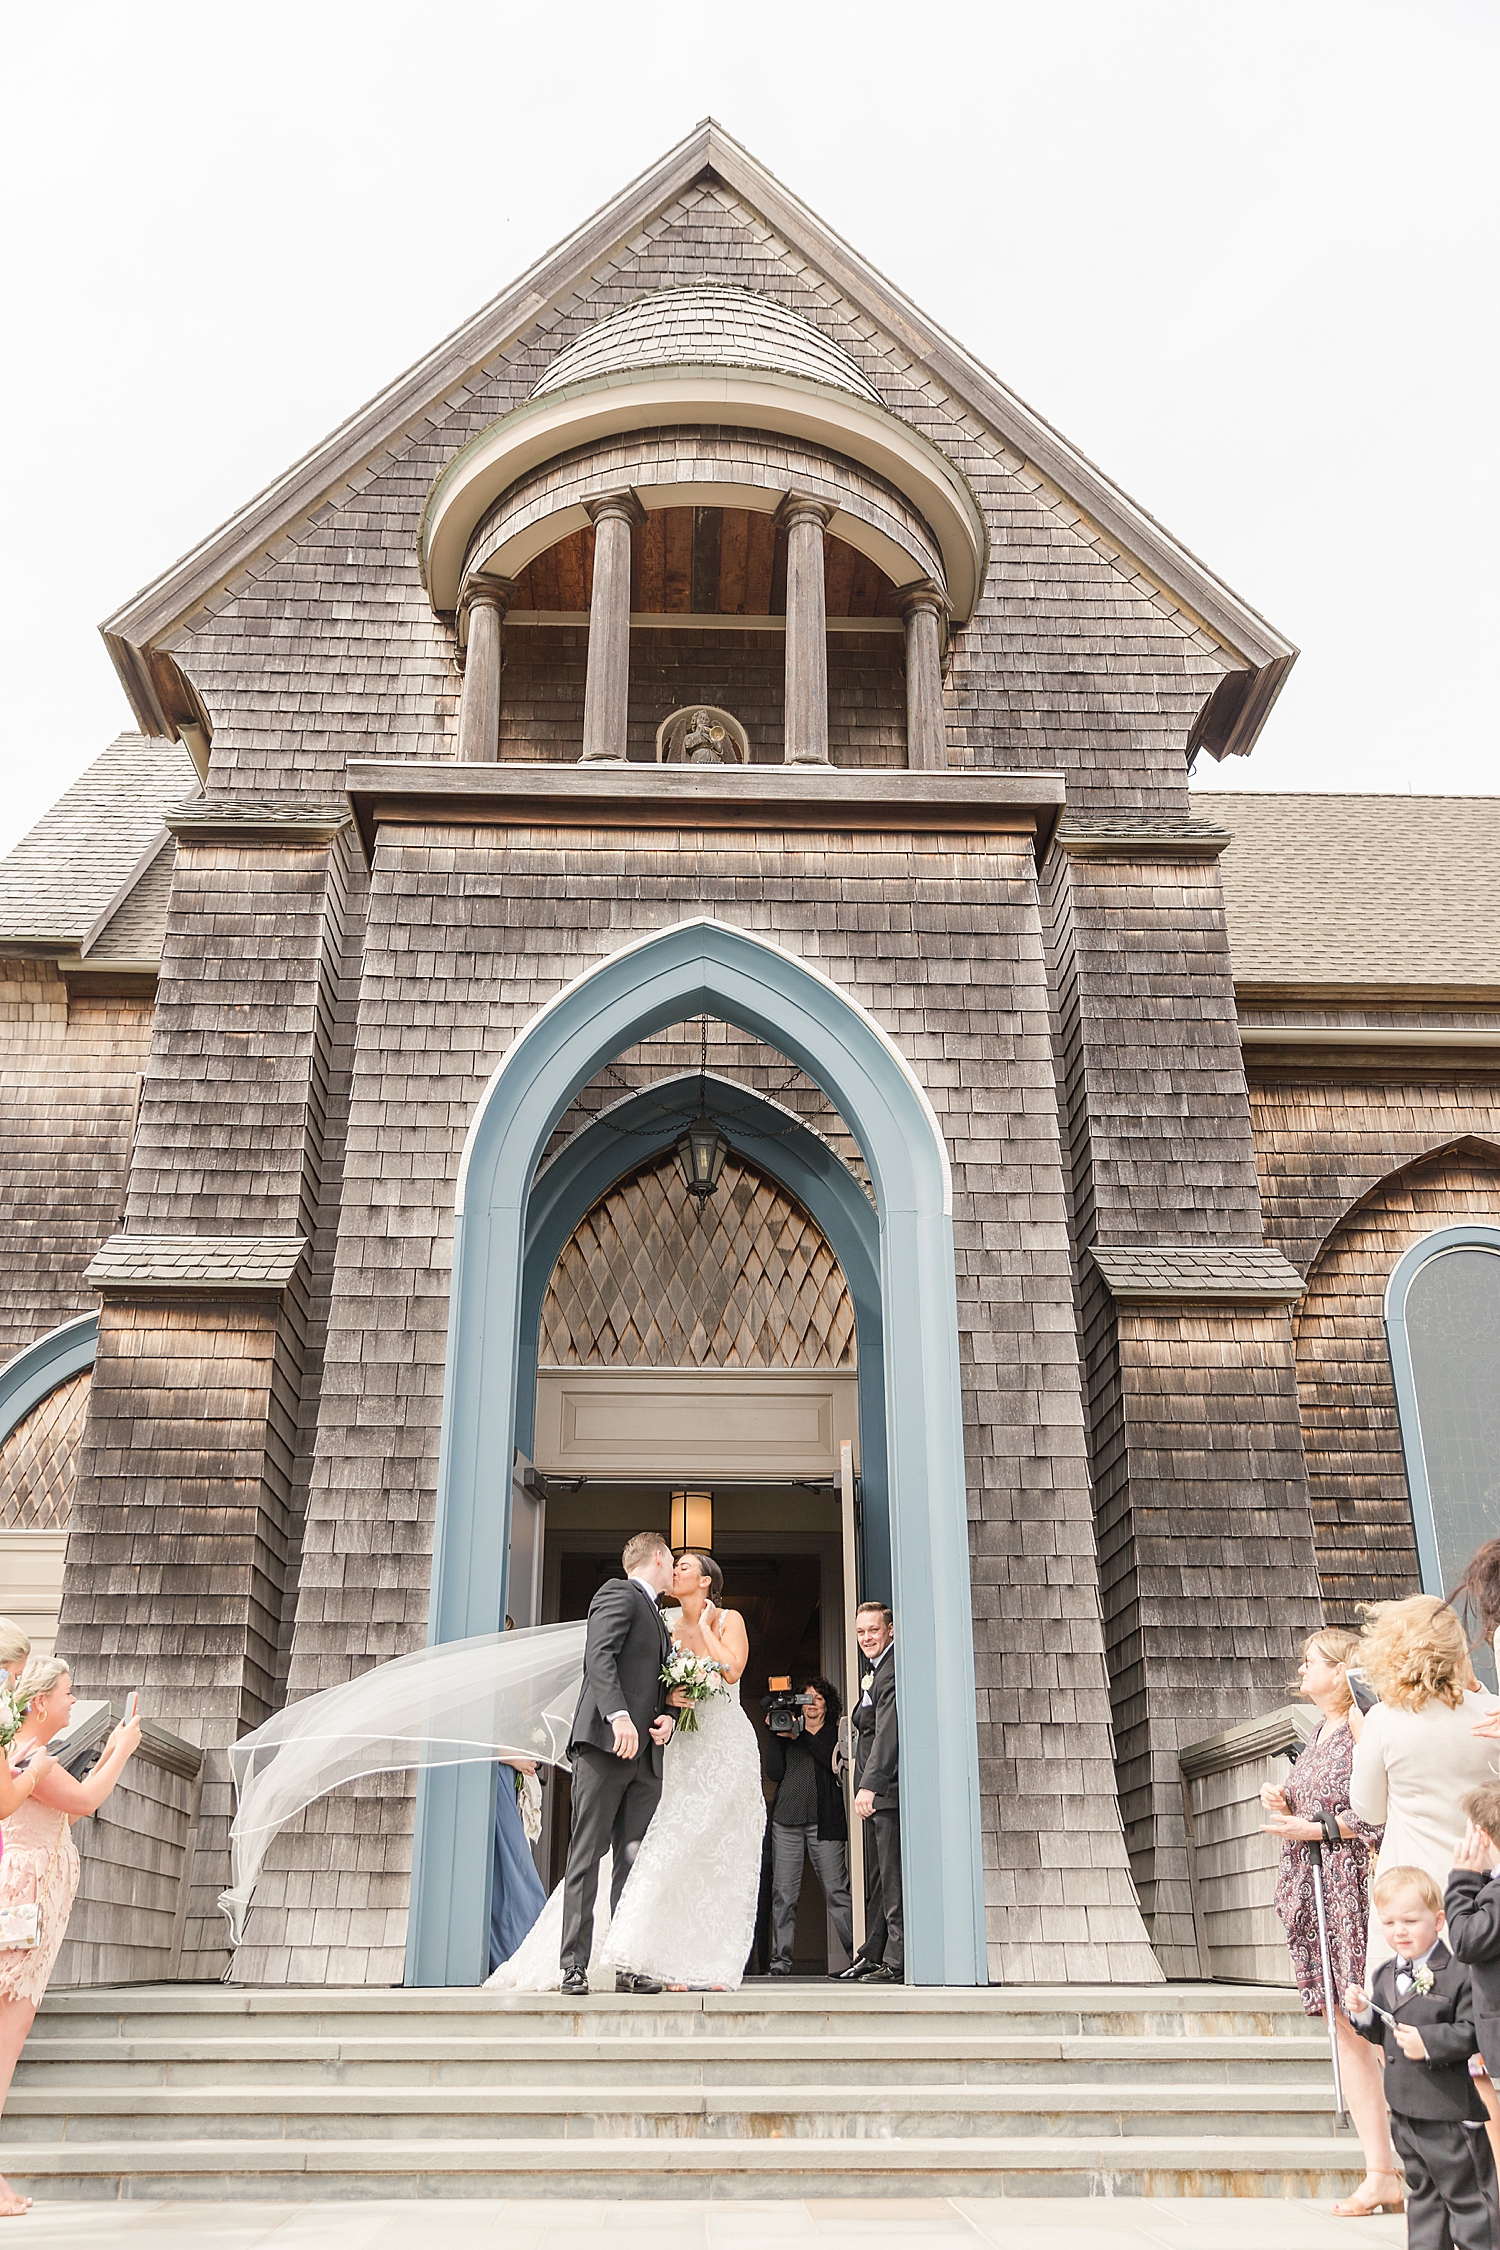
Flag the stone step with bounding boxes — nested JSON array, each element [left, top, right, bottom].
[[1, 2078, 1349, 2143], [12, 2032, 1333, 2088], [16, 1985, 1345, 2202], [33, 1982, 1312, 2044], [0, 2132, 1368, 2201]]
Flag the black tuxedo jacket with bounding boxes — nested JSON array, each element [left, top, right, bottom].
[[852, 1645, 898, 1810], [568, 1575, 671, 1767], [1444, 1868, 1500, 2080], [1351, 1942, 1485, 2122]]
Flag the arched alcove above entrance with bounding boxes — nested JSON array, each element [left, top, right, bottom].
[[420, 337, 988, 617], [457, 426, 947, 612], [410, 916, 982, 1992]]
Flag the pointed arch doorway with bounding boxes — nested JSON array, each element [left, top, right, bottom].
[[408, 917, 985, 1988]]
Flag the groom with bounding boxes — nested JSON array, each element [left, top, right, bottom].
[[560, 1531, 677, 1996]]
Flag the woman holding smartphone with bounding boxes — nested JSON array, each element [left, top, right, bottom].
[[0, 1657, 140, 2217]]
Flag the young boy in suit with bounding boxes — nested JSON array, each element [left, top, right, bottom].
[[1445, 1783, 1500, 2088], [1347, 1865, 1499, 2250]]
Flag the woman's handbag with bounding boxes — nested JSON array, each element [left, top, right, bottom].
[[0, 1815, 68, 1950]]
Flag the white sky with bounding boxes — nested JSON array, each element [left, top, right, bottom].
[[1, 1, 1494, 856]]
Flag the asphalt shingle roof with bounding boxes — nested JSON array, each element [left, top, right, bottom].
[[0, 733, 198, 948], [1215, 793, 1500, 990]]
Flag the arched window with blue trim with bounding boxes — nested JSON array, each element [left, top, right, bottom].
[[1386, 1224, 1500, 1682]]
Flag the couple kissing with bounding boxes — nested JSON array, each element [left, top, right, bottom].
[[487, 1532, 765, 1993]]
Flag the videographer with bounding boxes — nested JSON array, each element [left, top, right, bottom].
[[762, 1677, 852, 1977]]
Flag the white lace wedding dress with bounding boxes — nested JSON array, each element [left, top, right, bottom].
[[486, 1676, 766, 1993]]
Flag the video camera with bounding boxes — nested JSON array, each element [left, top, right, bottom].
[[761, 1677, 811, 1740]]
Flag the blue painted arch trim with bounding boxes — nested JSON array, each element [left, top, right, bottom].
[[1385, 1224, 1500, 1596], [0, 1314, 99, 1447], [514, 1072, 891, 1596], [409, 916, 984, 1989]]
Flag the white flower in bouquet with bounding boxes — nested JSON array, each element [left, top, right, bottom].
[[0, 1683, 26, 1754], [661, 1648, 726, 1734]]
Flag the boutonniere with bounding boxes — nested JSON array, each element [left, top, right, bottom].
[[860, 1672, 874, 1694], [1412, 1963, 1435, 1996]]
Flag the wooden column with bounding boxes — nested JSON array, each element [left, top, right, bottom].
[[897, 582, 950, 771], [456, 577, 513, 763], [778, 493, 834, 766], [580, 490, 644, 763]]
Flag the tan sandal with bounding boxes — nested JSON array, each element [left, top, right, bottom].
[[1333, 2176, 1405, 2217]]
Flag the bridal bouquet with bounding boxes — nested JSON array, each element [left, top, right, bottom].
[[0, 1682, 27, 1755], [661, 1649, 726, 1735]]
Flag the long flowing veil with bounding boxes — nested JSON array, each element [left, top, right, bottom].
[[219, 1621, 587, 1945]]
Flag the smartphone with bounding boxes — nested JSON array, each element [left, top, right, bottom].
[[124, 1691, 140, 1723]]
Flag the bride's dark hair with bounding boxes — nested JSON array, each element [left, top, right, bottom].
[[678, 1550, 723, 1600]]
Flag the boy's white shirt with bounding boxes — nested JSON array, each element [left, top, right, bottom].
[[1350, 1938, 1444, 2027]]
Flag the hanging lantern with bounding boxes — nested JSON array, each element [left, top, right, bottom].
[[675, 1114, 729, 1201]]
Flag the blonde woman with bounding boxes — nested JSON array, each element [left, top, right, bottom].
[[1350, 1597, 1500, 1930], [0, 1621, 54, 1833], [0, 1658, 140, 2218]]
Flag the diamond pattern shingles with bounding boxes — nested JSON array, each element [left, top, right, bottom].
[[531, 285, 882, 404], [1217, 793, 1500, 988], [0, 1369, 89, 1530], [540, 1151, 855, 1368], [0, 735, 198, 945]]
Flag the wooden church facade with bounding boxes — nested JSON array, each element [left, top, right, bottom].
[[2, 126, 1496, 1991]]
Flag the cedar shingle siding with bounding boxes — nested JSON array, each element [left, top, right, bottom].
[[2, 132, 1495, 1986]]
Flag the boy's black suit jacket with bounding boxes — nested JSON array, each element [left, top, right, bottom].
[[1444, 1868, 1500, 2079], [568, 1576, 671, 1768], [1351, 1942, 1486, 2121]]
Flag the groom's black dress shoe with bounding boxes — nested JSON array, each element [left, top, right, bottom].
[[615, 1971, 663, 1994], [560, 1969, 589, 1996], [835, 1957, 883, 1981]]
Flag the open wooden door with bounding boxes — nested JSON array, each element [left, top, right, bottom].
[[507, 1452, 545, 1630]]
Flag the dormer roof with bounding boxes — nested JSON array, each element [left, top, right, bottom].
[[530, 285, 882, 405]]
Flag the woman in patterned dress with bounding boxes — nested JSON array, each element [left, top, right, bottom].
[[1261, 1629, 1398, 2218], [0, 1657, 140, 2218]]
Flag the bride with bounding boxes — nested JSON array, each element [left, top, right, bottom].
[[488, 1550, 766, 1992]]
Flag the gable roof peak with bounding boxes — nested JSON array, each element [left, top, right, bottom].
[[100, 117, 1294, 759]]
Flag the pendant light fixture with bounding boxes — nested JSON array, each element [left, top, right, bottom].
[[674, 1016, 730, 1202]]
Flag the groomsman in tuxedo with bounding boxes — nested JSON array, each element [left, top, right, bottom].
[[560, 1531, 676, 1996], [838, 1600, 903, 1983]]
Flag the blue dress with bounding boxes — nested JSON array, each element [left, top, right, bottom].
[[489, 1766, 548, 1972]]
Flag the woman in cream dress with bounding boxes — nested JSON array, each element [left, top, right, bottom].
[[1349, 1596, 1500, 1967]]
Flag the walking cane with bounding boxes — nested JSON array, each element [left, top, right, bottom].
[[1309, 1833, 1350, 2130]]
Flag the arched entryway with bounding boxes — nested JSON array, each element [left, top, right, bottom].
[[408, 916, 985, 1988]]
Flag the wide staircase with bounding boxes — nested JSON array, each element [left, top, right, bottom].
[[4, 1982, 1365, 2202]]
